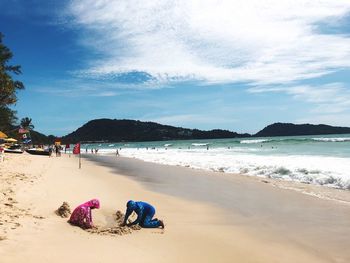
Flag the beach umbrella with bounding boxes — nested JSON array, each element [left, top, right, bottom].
[[0, 131, 8, 139], [5, 138, 17, 142]]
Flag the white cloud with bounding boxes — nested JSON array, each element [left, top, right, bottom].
[[248, 82, 350, 114], [66, 0, 350, 85], [93, 91, 119, 97], [144, 113, 237, 129], [32, 78, 155, 97], [296, 114, 350, 127]]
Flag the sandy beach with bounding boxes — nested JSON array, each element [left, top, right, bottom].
[[1, 153, 350, 263], [3, 1, 350, 262]]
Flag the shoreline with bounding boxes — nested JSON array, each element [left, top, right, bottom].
[[86, 154, 350, 205], [91, 134, 350, 191], [0, 153, 349, 262], [86, 154, 350, 260]]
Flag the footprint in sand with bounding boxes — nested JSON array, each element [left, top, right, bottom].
[[33, 215, 45, 219]]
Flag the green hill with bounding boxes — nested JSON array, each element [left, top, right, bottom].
[[254, 122, 350, 137], [62, 119, 249, 143]]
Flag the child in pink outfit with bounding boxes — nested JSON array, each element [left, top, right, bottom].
[[69, 199, 100, 229]]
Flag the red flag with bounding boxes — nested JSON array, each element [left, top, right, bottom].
[[73, 143, 80, 154], [65, 144, 70, 149], [18, 128, 29, 134]]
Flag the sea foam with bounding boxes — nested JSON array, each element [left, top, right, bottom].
[[85, 134, 350, 190], [240, 139, 269, 144], [312, 137, 350, 142], [112, 148, 350, 190]]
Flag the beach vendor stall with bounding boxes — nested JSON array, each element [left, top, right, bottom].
[[4, 138, 17, 143], [0, 130, 8, 139], [3, 138, 23, 154]]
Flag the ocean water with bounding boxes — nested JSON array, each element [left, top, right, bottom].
[[81, 134, 350, 190]]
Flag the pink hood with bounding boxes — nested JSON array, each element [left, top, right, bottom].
[[83, 199, 100, 209]]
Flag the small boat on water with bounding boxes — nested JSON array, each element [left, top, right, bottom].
[[26, 148, 50, 156], [4, 144, 24, 154], [5, 148, 24, 154]]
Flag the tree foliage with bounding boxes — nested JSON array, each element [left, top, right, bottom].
[[62, 118, 248, 143], [254, 122, 350, 137], [0, 32, 24, 106], [0, 32, 24, 133], [0, 106, 17, 132], [20, 117, 34, 130]]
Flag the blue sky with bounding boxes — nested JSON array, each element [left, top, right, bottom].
[[1, 0, 350, 136]]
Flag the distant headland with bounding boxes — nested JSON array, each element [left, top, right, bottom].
[[61, 119, 250, 143], [27, 119, 350, 144]]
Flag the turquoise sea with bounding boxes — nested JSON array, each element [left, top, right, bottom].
[[81, 134, 350, 190]]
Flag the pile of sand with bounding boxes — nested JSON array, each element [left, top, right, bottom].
[[87, 225, 134, 235], [115, 210, 142, 230], [57, 201, 140, 236], [87, 210, 141, 236], [55, 202, 71, 218]]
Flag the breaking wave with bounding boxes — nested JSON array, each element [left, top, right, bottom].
[[312, 137, 350, 142], [115, 148, 350, 190], [240, 139, 270, 144]]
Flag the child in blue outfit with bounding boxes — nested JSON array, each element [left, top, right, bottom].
[[121, 200, 164, 229]]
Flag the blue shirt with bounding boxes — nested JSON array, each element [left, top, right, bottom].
[[123, 201, 155, 225]]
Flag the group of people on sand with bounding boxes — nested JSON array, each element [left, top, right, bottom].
[[87, 148, 99, 154], [68, 199, 164, 230], [48, 144, 62, 157]]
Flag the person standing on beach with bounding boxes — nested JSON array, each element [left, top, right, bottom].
[[48, 145, 53, 157], [54, 145, 58, 156], [121, 200, 164, 229], [0, 146, 4, 162], [68, 199, 100, 229]]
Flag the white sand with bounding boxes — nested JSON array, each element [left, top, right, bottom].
[[0, 153, 344, 262]]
